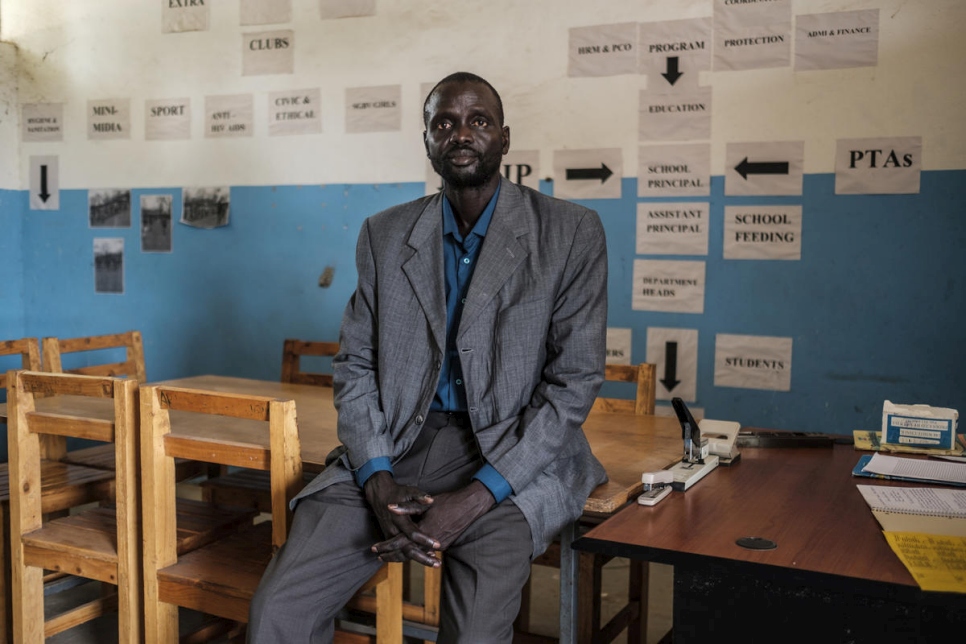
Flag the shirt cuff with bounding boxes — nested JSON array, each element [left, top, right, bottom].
[[473, 463, 512, 503], [355, 456, 393, 487]]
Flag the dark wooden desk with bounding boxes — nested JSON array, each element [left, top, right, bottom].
[[574, 443, 966, 643]]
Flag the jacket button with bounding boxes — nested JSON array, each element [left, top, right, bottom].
[[416, 414, 424, 424]]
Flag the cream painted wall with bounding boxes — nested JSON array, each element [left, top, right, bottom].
[[0, 41, 19, 188], [1, 0, 964, 190]]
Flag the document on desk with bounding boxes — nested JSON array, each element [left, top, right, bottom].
[[861, 453, 966, 485], [857, 485, 966, 537], [883, 532, 966, 593]]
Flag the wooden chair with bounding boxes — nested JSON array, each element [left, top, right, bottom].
[[281, 338, 339, 387], [140, 383, 403, 642], [7, 371, 140, 642], [517, 363, 657, 644]]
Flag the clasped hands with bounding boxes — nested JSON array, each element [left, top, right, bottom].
[[363, 470, 495, 567]]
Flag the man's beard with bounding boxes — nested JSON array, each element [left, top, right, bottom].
[[431, 148, 503, 189]]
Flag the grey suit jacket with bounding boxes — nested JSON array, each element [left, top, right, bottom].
[[294, 177, 608, 557]]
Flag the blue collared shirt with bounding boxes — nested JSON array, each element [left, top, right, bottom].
[[355, 186, 512, 503]]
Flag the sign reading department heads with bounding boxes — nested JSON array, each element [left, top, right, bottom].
[[725, 141, 803, 196], [205, 94, 253, 138], [638, 143, 710, 198], [835, 136, 921, 195], [553, 148, 621, 200], [639, 85, 711, 142], [346, 85, 401, 133], [568, 23, 638, 77], [606, 328, 633, 366], [638, 17, 712, 81], [426, 150, 540, 197], [22, 103, 63, 142], [632, 259, 705, 314], [637, 202, 709, 256], [29, 155, 59, 210], [87, 99, 130, 140], [714, 333, 792, 392], [320, 0, 376, 20], [162, 0, 209, 33], [713, 0, 791, 71], [646, 327, 698, 402], [242, 30, 294, 76], [795, 9, 879, 71], [146, 98, 191, 140], [268, 88, 321, 136], [723, 205, 802, 260]]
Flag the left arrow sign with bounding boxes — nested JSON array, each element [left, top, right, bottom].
[[566, 163, 613, 183]]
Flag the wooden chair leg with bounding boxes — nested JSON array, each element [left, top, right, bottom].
[[578, 552, 600, 644], [627, 561, 648, 644], [11, 563, 44, 643], [422, 559, 442, 644], [1, 502, 9, 644], [375, 562, 403, 643]]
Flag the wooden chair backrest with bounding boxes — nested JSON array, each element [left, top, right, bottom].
[[280, 339, 339, 387], [591, 363, 657, 416], [0, 339, 41, 390], [7, 370, 139, 642], [41, 331, 146, 384]]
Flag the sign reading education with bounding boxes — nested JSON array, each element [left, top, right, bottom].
[[632, 259, 705, 314], [345, 85, 401, 133], [714, 333, 792, 391], [162, 0, 209, 33], [553, 148, 622, 200], [725, 140, 803, 196], [638, 17, 712, 81], [22, 103, 63, 142], [87, 99, 130, 140], [647, 327, 698, 402], [639, 85, 711, 141], [723, 205, 802, 260], [637, 202, 709, 256], [835, 136, 921, 195], [146, 98, 191, 140], [606, 328, 633, 366], [205, 94, 254, 138], [243, 30, 294, 76], [638, 143, 710, 197], [29, 155, 59, 210], [568, 23, 639, 77], [795, 9, 879, 71], [713, 0, 791, 71], [269, 88, 321, 136]]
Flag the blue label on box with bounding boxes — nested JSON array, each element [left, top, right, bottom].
[[884, 413, 955, 449]]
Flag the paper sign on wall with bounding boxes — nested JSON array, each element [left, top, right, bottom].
[[320, 0, 376, 20], [647, 327, 698, 402], [723, 205, 802, 260], [22, 103, 63, 142], [835, 136, 921, 195], [568, 23, 639, 77], [638, 17, 712, 81], [425, 150, 541, 197], [241, 0, 292, 25], [88, 99, 130, 140], [269, 88, 322, 136], [606, 328, 633, 366], [29, 155, 59, 210], [243, 30, 294, 76], [205, 94, 254, 138], [795, 10, 879, 71], [146, 98, 191, 140], [638, 143, 710, 197], [632, 260, 705, 314], [346, 85, 402, 133], [714, 333, 792, 391], [725, 141, 804, 196], [639, 85, 712, 142], [553, 148, 622, 200], [162, 0, 209, 33], [637, 202, 709, 256], [713, 0, 791, 71]]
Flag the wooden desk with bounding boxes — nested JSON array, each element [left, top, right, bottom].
[[574, 444, 966, 643], [2, 375, 682, 641]]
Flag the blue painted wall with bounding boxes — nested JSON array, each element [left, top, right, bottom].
[[0, 189, 25, 341], [6, 171, 966, 463]]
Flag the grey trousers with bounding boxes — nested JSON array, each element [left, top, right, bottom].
[[248, 413, 533, 643]]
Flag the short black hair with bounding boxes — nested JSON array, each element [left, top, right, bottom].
[[422, 72, 504, 128]]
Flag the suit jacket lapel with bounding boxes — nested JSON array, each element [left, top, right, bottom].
[[458, 178, 530, 340], [402, 195, 447, 352]]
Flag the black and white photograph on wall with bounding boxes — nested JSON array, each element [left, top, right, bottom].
[[93, 237, 124, 294], [89, 188, 132, 228], [141, 194, 173, 252], [181, 187, 230, 229]]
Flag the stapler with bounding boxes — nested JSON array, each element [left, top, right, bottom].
[[667, 397, 719, 491]]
